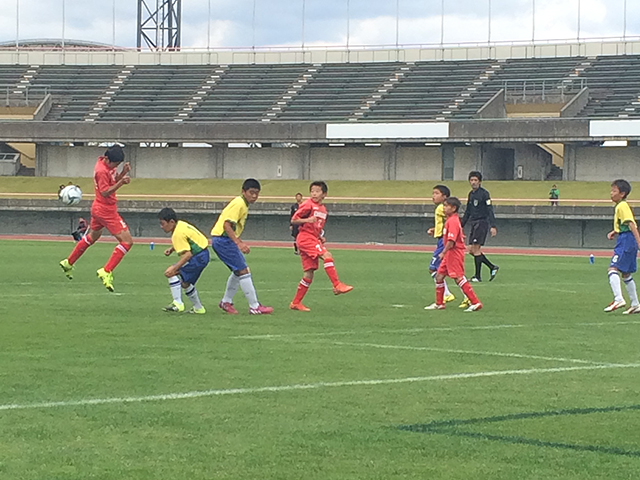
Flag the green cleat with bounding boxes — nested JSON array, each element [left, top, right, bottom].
[[186, 306, 206, 315], [59, 259, 74, 280], [163, 301, 185, 312], [96, 268, 114, 292]]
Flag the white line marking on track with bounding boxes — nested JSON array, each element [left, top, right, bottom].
[[326, 341, 607, 365], [1, 363, 638, 412]]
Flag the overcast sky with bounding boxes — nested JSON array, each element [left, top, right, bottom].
[[0, 0, 638, 49]]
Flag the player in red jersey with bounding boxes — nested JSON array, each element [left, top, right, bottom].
[[289, 181, 353, 311], [425, 197, 482, 312], [59, 144, 134, 292]]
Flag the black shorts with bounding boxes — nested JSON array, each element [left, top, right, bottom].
[[469, 220, 489, 246]]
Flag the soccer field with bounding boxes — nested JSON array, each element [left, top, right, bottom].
[[2, 240, 640, 479]]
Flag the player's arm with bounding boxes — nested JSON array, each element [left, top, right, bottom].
[[438, 240, 455, 259], [627, 221, 640, 249], [224, 220, 250, 254], [485, 191, 497, 235], [97, 171, 129, 197], [164, 250, 192, 278], [291, 205, 316, 224], [114, 162, 131, 182]]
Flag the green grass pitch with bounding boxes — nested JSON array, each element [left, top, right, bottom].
[[1, 240, 640, 479]]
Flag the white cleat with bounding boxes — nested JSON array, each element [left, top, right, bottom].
[[464, 303, 483, 312], [424, 303, 445, 310], [622, 305, 640, 315], [604, 300, 626, 312]]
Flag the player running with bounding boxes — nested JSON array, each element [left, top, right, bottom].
[[425, 197, 482, 312], [59, 144, 133, 291], [605, 179, 640, 314], [289, 181, 353, 312], [159, 208, 209, 315], [426, 185, 455, 306]]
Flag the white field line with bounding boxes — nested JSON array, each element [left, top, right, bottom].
[[325, 341, 608, 365], [1, 363, 639, 413], [233, 321, 640, 340]]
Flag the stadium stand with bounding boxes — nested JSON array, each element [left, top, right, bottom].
[[1, 54, 639, 122]]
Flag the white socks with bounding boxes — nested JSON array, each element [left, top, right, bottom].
[[168, 275, 183, 305], [185, 285, 203, 310], [608, 270, 624, 303], [238, 273, 260, 309], [623, 276, 639, 307], [222, 273, 240, 304]]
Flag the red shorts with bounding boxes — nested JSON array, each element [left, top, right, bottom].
[[437, 250, 466, 279], [90, 207, 128, 235], [297, 234, 327, 271]]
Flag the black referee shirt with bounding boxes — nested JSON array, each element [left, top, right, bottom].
[[461, 186, 496, 228]]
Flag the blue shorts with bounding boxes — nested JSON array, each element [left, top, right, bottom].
[[429, 237, 445, 271], [180, 249, 210, 285], [610, 232, 638, 274], [212, 236, 247, 273]]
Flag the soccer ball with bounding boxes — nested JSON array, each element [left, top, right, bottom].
[[59, 185, 83, 206]]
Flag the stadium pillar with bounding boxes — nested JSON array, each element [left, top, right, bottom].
[[562, 144, 577, 181], [299, 144, 311, 180], [211, 144, 225, 179], [383, 144, 397, 180]]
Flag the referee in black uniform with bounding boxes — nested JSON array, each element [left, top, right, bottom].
[[461, 171, 499, 282], [290, 192, 303, 254]]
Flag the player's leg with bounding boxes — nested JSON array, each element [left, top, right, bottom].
[[163, 275, 185, 312], [425, 265, 447, 310], [320, 250, 353, 295], [291, 268, 315, 311], [452, 274, 482, 312], [212, 237, 242, 314], [60, 221, 103, 278], [103, 221, 133, 273], [606, 244, 627, 311], [621, 272, 640, 314], [178, 249, 209, 314], [429, 240, 454, 302]]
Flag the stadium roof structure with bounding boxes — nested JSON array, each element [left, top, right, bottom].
[[0, 39, 127, 51]]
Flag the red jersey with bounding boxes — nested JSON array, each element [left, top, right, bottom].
[[292, 198, 327, 238], [443, 214, 466, 253], [93, 157, 118, 208]]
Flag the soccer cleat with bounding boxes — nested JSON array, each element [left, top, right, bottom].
[[622, 305, 640, 315], [218, 301, 239, 314], [249, 304, 274, 315], [333, 283, 354, 295], [604, 300, 626, 312], [186, 306, 206, 315], [489, 266, 500, 282], [443, 293, 456, 303], [162, 301, 185, 313], [424, 303, 445, 310], [459, 297, 471, 309], [96, 268, 114, 292], [289, 302, 311, 312], [59, 259, 74, 280], [464, 303, 483, 312], [471, 276, 481, 283]]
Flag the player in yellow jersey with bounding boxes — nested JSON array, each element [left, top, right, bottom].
[[159, 208, 210, 314], [211, 178, 273, 315], [425, 185, 456, 309], [605, 179, 640, 314]]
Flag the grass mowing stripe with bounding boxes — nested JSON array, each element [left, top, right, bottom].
[[322, 341, 611, 365], [1, 363, 639, 413]]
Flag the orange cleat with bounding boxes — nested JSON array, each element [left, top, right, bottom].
[[332, 283, 353, 295], [289, 302, 311, 312]]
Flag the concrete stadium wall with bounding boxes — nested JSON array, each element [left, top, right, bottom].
[[571, 146, 640, 181]]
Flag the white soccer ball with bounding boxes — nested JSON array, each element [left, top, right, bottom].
[[59, 185, 83, 206]]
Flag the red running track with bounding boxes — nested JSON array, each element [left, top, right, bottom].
[[0, 234, 612, 258]]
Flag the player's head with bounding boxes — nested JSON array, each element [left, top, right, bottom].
[[468, 171, 482, 190], [443, 196, 461, 215], [105, 144, 125, 165], [158, 207, 178, 233], [432, 184, 450, 205], [309, 181, 328, 203], [295, 192, 303, 202], [241, 178, 261, 204], [611, 179, 632, 201]]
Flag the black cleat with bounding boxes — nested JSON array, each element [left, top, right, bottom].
[[490, 266, 500, 281]]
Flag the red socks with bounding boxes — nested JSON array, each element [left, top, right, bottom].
[[324, 261, 340, 287], [104, 243, 131, 273], [293, 278, 312, 304], [435, 282, 445, 305], [68, 235, 94, 265], [457, 277, 480, 304]]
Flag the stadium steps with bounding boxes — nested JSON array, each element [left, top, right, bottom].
[[262, 64, 321, 122], [175, 66, 228, 122], [84, 66, 134, 122]]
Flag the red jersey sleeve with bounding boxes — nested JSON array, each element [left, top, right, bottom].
[[94, 168, 112, 196], [292, 202, 313, 222], [445, 218, 460, 243]]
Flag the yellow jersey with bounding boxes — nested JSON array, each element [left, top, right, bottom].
[[172, 220, 208, 255], [614, 200, 636, 233], [434, 203, 446, 238], [211, 196, 249, 237]]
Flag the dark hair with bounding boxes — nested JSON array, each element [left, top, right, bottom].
[[295, 192, 303, 197], [310, 181, 328, 193], [444, 196, 461, 212], [468, 171, 482, 182], [158, 207, 178, 222], [105, 144, 125, 163], [612, 179, 632, 198], [242, 178, 261, 191], [433, 184, 450, 197]]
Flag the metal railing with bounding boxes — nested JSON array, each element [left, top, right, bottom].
[[503, 77, 587, 103], [0, 85, 50, 107]]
